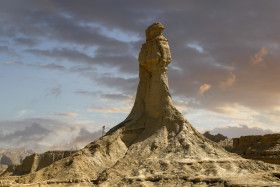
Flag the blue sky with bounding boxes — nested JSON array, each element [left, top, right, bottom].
[[1, 0, 280, 152]]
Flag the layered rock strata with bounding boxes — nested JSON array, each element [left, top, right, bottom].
[[0, 148, 33, 170], [1, 22, 280, 187], [232, 134, 280, 165], [3, 151, 77, 175]]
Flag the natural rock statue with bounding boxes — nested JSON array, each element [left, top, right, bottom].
[[1, 22, 280, 186]]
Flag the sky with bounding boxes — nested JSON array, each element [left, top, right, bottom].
[[1, 0, 280, 152]]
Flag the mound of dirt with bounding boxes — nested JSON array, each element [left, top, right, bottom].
[[1, 22, 280, 187]]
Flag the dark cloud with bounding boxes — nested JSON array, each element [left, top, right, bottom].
[[1, 0, 280, 133], [26, 47, 139, 75], [72, 128, 102, 145], [0, 46, 8, 52], [39, 63, 66, 71], [209, 125, 276, 139], [95, 76, 138, 95], [69, 66, 96, 73], [0, 118, 103, 152], [26, 48, 94, 63], [0, 123, 51, 142], [13, 37, 40, 47]]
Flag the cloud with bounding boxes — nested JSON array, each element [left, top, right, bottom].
[[16, 110, 33, 118], [13, 37, 40, 47], [40, 63, 66, 71], [209, 124, 275, 139], [26, 48, 95, 64], [220, 72, 236, 89], [0, 46, 8, 52], [3, 61, 23, 65], [250, 46, 268, 67], [1, 0, 280, 139], [187, 43, 204, 53], [55, 113, 78, 118], [0, 118, 103, 152], [95, 76, 138, 95], [88, 105, 132, 114], [0, 123, 51, 142], [100, 93, 134, 103], [71, 128, 102, 145], [199, 83, 211, 96], [74, 90, 100, 96], [48, 85, 62, 97]]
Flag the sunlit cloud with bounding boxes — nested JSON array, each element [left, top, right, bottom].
[[173, 100, 189, 114], [250, 46, 268, 67], [4, 61, 23, 65], [56, 113, 78, 118], [199, 83, 211, 96], [187, 43, 204, 53], [213, 103, 258, 119], [16, 110, 33, 119], [88, 105, 132, 114], [220, 72, 236, 89], [100, 93, 134, 103]]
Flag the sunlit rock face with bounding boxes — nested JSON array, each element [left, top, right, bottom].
[[1, 23, 280, 187], [233, 134, 280, 165]]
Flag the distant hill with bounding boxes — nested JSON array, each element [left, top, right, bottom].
[[203, 131, 228, 142]]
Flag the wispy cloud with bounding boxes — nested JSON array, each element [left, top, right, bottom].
[[250, 46, 268, 67], [16, 110, 33, 118], [199, 83, 211, 96], [88, 105, 132, 114], [220, 72, 236, 89], [55, 112, 78, 117], [3, 61, 23, 65], [40, 63, 66, 71]]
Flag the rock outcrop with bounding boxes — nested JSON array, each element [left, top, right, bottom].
[[0, 148, 33, 170], [203, 131, 233, 152], [203, 131, 228, 143], [1, 22, 280, 186], [3, 151, 77, 176], [232, 134, 280, 165]]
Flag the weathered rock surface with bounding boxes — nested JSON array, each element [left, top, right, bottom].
[[203, 131, 233, 152], [0, 148, 33, 170], [203, 131, 228, 143], [1, 22, 280, 187], [232, 134, 280, 165], [217, 138, 233, 152], [2, 150, 77, 176]]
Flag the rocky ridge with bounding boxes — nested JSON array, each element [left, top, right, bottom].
[[3, 150, 77, 176], [1, 22, 280, 186], [203, 131, 228, 143], [232, 134, 280, 165], [0, 148, 33, 170]]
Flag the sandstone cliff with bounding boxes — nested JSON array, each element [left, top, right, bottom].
[[0, 148, 33, 170], [1, 23, 280, 187], [2, 150, 77, 176], [232, 134, 280, 165]]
